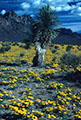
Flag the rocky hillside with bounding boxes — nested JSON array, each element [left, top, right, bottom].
[[0, 11, 34, 42], [0, 11, 81, 45], [53, 28, 81, 45]]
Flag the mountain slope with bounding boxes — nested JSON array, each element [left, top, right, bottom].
[[0, 11, 33, 42], [53, 28, 81, 45], [0, 11, 81, 45]]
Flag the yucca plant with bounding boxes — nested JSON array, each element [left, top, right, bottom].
[[32, 4, 59, 67]]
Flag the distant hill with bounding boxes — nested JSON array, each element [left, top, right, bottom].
[[0, 11, 34, 42], [0, 11, 81, 45], [53, 28, 81, 45]]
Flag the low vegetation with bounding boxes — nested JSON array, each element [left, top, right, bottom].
[[0, 41, 81, 120]]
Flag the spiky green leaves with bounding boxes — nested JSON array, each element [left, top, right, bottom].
[[34, 29, 57, 48], [37, 5, 58, 29], [33, 4, 58, 48]]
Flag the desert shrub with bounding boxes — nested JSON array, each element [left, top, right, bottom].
[[52, 57, 56, 62], [14, 42, 19, 46], [1, 42, 11, 46], [20, 51, 25, 57], [63, 70, 81, 83], [66, 45, 72, 51], [19, 44, 26, 48], [77, 46, 81, 51], [12, 42, 19, 46], [20, 60, 28, 64], [23, 35, 33, 49], [51, 45, 59, 53], [25, 43, 31, 49], [60, 52, 81, 70], [12, 42, 15, 46], [54, 45, 59, 49], [49, 44, 53, 47], [0, 45, 11, 53], [51, 49, 57, 53]]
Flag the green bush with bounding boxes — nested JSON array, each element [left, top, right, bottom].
[[20, 51, 25, 57], [1, 42, 11, 46], [60, 52, 81, 70], [66, 45, 72, 51], [23, 35, 33, 49], [12, 42, 19, 46], [54, 45, 59, 49], [0, 45, 11, 53], [19, 44, 26, 48], [52, 49, 57, 53]]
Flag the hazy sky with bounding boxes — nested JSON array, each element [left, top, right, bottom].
[[0, 0, 81, 33]]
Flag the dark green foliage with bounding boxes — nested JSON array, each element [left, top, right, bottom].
[[34, 29, 56, 48], [66, 45, 73, 51], [33, 4, 58, 48], [51, 45, 59, 53], [60, 52, 81, 69], [77, 46, 81, 51], [12, 42, 19, 46], [1, 42, 11, 46], [25, 43, 30, 49], [0, 45, 11, 53], [19, 44, 26, 48], [23, 35, 33, 49], [63, 71, 81, 83], [20, 51, 25, 57], [52, 57, 56, 62], [52, 49, 57, 53], [23, 5, 59, 49], [20, 60, 27, 64], [49, 44, 53, 47], [54, 45, 59, 49], [37, 5, 58, 29]]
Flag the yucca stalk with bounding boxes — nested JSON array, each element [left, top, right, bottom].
[[32, 5, 58, 67]]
